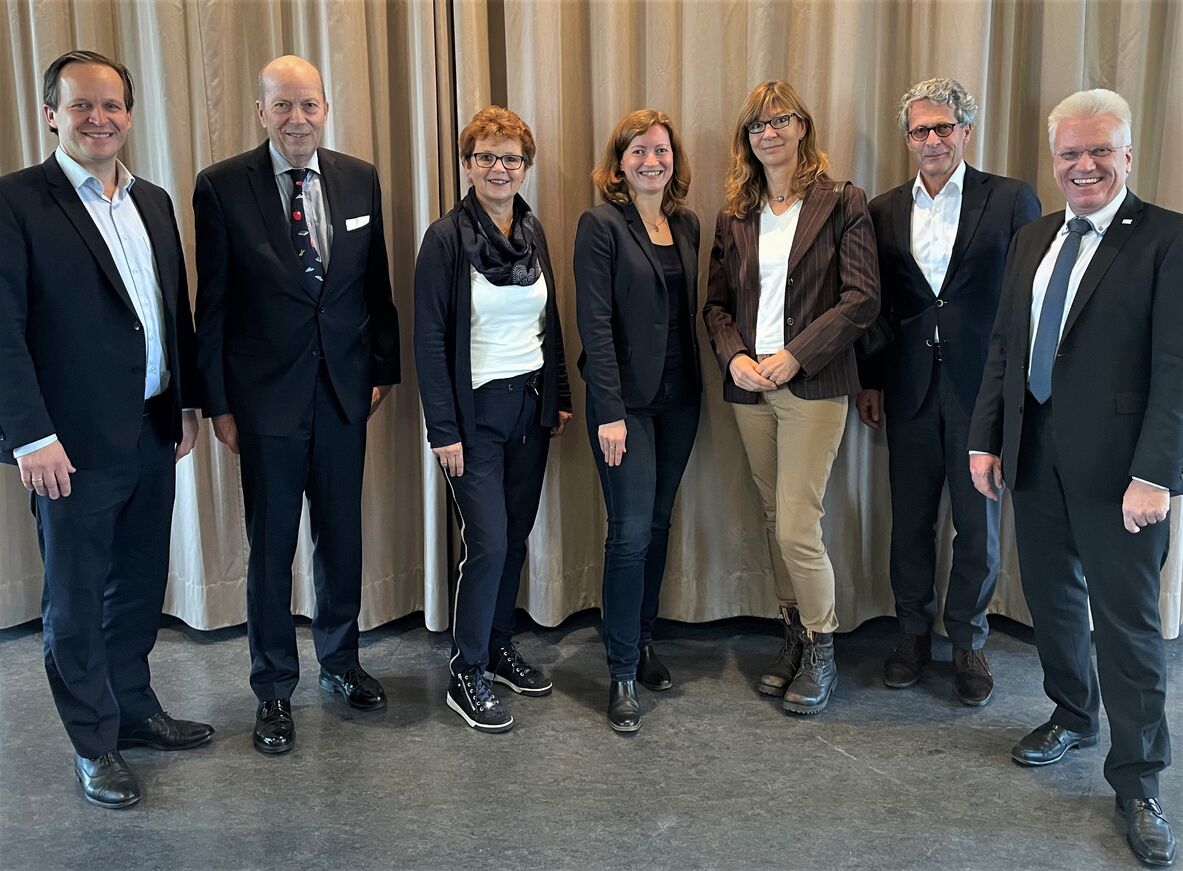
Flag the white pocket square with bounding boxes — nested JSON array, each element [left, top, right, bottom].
[[346, 215, 371, 231]]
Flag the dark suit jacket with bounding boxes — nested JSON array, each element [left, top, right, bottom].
[[968, 190, 1183, 498], [861, 165, 1040, 418], [413, 203, 572, 448], [0, 155, 196, 468], [193, 142, 400, 436], [703, 177, 880, 404], [574, 201, 703, 425]]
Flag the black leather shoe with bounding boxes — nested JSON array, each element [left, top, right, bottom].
[[1117, 797, 1177, 867], [1011, 721, 1098, 766], [253, 698, 294, 754], [759, 606, 805, 696], [319, 666, 386, 710], [608, 680, 640, 733], [637, 644, 672, 691], [883, 632, 931, 688], [117, 712, 214, 751], [74, 751, 140, 808]]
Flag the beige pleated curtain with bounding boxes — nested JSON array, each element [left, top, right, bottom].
[[2, 0, 1181, 640]]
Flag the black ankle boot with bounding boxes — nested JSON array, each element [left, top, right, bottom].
[[783, 631, 837, 715], [608, 680, 641, 733], [758, 606, 805, 696], [637, 644, 672, 691]]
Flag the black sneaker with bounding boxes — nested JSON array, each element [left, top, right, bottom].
[[447, 669, 514, 732], [487, 642, 553, 696]]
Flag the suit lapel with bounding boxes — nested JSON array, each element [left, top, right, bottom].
[[128, 184, 178, 327], [42, 156, 137, 315], [671, 211, 697, 314], [787, 181, 840, 277], [623, 202, 666, 292], [317, 148, 345, 289], [1014, 215, 1063, 352], [732, 211, 760, 304], [892, 183, 930, 291], [1062, 191, 1142, 339], [939, 164, 989, 296], [246, 142, 315, 297]]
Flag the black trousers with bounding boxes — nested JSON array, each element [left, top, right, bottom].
[[445, 371, 550, 676], [35, 400, 175, 758], [1012, 394, 1170, 799], [886, 361, 1000, 649], [238, 364, 367, 701]]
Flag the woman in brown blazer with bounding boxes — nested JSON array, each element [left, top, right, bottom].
[[703, 80, 879, 716]]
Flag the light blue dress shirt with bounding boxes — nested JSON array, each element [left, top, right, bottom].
[[14, 149, 169, 458]]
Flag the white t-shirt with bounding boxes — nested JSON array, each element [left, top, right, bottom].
[[469, 266, 547, 388], [755, 200, 803, 354]]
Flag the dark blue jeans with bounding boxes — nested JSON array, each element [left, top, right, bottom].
[[446, 371, 550, 675], [587, 391, 700, 681]]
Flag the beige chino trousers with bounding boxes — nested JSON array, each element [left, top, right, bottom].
[[732, 387, 848, 634]]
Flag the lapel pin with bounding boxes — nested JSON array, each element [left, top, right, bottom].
[[1122, 218, 1133, 224]]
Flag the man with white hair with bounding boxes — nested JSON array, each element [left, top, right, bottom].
[[858, 78, 1039, 705], [969, 89, 1183, 866]]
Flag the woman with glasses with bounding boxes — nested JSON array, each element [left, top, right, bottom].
[[574, 109, 702, 733], [703, 81, 879, 716], [414, 106, 572, 733]]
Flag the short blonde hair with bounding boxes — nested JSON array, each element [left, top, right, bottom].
[[459, 105, 536, 167], [1047, 89, 1131, 151], [591, 108, 690, 215]]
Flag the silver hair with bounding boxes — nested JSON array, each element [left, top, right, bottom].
[[897, 77, 978, 132], [1047, 88, 1132, 151]]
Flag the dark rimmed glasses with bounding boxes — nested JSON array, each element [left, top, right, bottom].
[[907, 122, 962, 142], [471, 152, 525, 170], [745, 113, 800, 135]]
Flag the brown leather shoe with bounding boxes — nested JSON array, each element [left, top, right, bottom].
[[883, 632, 931, 688], [953, 647, 994, 706], [758, 606, 805, 696]]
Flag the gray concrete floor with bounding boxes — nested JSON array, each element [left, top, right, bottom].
[[0, 612, 1178, 870]]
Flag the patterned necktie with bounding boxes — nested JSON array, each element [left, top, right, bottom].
[[286, 168, 324, 293], [1028, 216, 1093, 403]]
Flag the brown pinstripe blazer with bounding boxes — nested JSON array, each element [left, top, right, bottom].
[[703, 176, 880, 403]]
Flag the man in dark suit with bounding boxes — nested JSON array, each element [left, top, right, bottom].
[[969, 89, 1183, 867], [857, 78, 1040, 705], [193, 55, 400, 755], [0, 51, 213, 809]]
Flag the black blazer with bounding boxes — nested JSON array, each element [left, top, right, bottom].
[[413, 203, 571, 448], [862, 165, 1040, 418], [574, 201, 702, 425], [968, 191, 1183, 497], [193, 142, 400, 436], [0, 155, 196, 468]]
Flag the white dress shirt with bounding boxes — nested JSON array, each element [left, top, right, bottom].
[[469, 267, 547, 388], [911, 159, 965, 296], [755, 200, 803, 354], [15, 149, 169, 458], [270, 143, 332, 268]]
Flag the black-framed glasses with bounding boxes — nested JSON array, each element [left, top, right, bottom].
[[471, 152, 525, 170], [745, 113, 799, 135], [1055, 144, 1130, 163], [907, 122, 962, 142]]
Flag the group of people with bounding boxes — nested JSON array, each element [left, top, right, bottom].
[[0, 49, 1178, 868]]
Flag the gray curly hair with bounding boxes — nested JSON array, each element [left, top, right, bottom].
[[897, 78, 978, 132]]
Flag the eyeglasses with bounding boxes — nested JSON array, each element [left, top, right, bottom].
[[745, 113, 799, 135], [906, 122, 962, 142], [1054, 144, 1131, 162], [471, 152, 525, 170]]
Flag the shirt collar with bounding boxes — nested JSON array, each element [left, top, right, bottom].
[[55, 147, 135, 200], [1064, 186, 1128, 236], [269, 142, 321, 178], [912, 159, 967, 204]]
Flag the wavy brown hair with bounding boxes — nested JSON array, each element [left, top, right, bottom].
[[459, 105, 536, 167], [591, 108, 690, 215], [722, 81, 831, 218]]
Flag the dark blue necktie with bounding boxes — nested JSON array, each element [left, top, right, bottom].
[[1028, 216, 1093, 403], [286, 168, 324, 294]]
